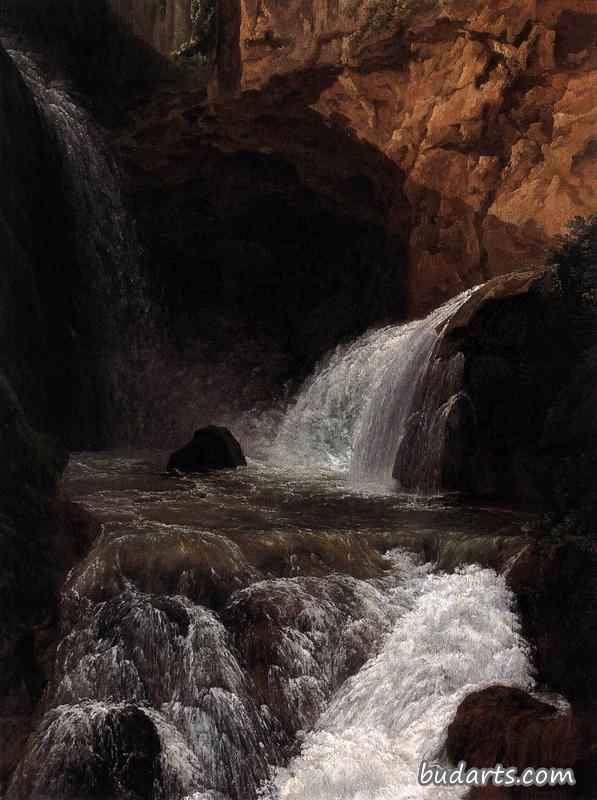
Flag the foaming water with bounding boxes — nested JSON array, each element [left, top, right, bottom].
[[265, 563, 533, 800], [273, 288, 478, 492], [271, 325, 419, 471], [7, 454, 531, 800]]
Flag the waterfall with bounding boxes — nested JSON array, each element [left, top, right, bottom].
[[265, 560, 533, 800], [7, 47, 152, 442], [6, 451, 533, 800], [273, 287, 478, 492], [7, 524, 404, 800]]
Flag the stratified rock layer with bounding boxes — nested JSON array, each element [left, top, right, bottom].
[[235, 0, 596, 313]]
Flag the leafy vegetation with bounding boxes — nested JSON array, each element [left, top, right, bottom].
[[527, 216, 597, 542], [349, 0, 440, 45], [550, 214, 597, 327], [173, 0, 215, 60]]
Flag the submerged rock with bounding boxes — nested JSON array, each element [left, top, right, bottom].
[[167, 426, 247, 473]]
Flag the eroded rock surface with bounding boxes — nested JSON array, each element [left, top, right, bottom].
[[234, 0, 596, 313], [108, 0, 596, 321], [446, 686, 586, 799]]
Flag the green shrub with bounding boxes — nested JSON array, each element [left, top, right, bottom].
[[549, 214, 597, 325], [523, 216, 597, 541], [173, 0, 215, 60], [350, 0, 439, 44]]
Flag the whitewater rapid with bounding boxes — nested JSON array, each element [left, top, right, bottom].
[[265, 558, 533, 800], [5, 454, 531, 800]]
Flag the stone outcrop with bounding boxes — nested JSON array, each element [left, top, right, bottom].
[[446, 686, 589, 799], [445, 538, 597, 798], [167, 425, 247, 472], [0, 43, 76, 438], [429, 211, 597, 509], [110, 0, 193, 54], [507, 539, 597, 703], [231, 0, 597, 314], [0, 376, 97, 793]]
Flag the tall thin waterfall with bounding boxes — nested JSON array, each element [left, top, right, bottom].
[[8, 50, 147, 317], [273, 287, 478, 492], [7, 48, 152, 442]]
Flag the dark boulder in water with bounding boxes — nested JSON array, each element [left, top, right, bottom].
[[167, 426, 247, 473], [446, 686, 582, 781]]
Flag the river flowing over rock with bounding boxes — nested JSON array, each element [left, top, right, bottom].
[[0, 4, 594, 799], [93, 0, 596, 432], [273, 287, 476, 490], [4, 455, 534, 800], [266, 565, 532, 800]]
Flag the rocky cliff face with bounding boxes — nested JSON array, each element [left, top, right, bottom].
[[111, 70, 408, 433], [91, 0, 596, 413], [109, 0, 192, 54], [108, 0, 595, 314], [233, 0, 596, 313]]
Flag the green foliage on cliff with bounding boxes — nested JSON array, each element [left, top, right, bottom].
[[529, 215, 597, 541], [350, 0, 439, 44], [191, 0, 216, 52], [550, 214, 597, 325], [173, 0, 215, 60]]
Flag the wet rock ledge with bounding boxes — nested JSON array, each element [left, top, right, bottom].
[[0, 378, 97, 792]]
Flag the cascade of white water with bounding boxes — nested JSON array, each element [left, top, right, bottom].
[[265, 556, 533, 800], [272, 324, 421, 470], [8, 49, 148, 324], [273, 287, 478, 492], [7, 47, 154, 441]]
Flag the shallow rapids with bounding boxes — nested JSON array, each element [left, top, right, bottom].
[[6, 453, 532, 800], [265, 564, 532, 800]]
